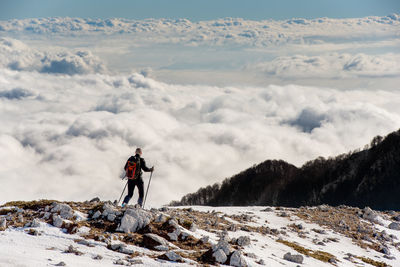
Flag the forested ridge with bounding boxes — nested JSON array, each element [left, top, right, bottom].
[[170, 129, 400, 210]]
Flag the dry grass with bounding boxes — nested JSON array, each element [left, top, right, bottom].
[[277, 239, 337, 264], [355, 256, 391, 267]]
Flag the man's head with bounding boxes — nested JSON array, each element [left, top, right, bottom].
[[135, 148, 142, 156]]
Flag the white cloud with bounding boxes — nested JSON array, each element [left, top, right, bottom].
[[0, 15, 399, 47], [0, 67, 399, 206], [248, 53, 400, 79], [0, 37, 106, 75]]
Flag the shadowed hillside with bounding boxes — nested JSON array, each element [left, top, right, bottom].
[[170, 129, 400, 211]]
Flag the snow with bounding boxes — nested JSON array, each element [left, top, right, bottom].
[[1, 205, 400, 266]]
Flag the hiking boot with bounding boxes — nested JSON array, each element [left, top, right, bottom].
[[121, 202, 126, 208]]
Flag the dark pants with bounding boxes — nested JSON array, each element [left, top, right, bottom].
[[123, 178, 144, 205]]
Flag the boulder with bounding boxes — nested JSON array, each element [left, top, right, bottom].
[[143, 233, 169, 250], [213, 249, 227, 264], [102, 203, 118, 217], [92, 210, 102, 219], [117, 208, 152, 233], [212, 239, 231, 255], [236, 236, 251, 246], [388, 222, 400, 231], [107, 214, 116, 222], [283, 252, 303, 264], [51, 203, 74, 220], [154, 213, 168, 223], [362, 207, 379, 223], [0, 217, 6, 230], [52, 214, 64, 228], [90, 197, 100, 202], [160, 251, 182, 262], [230, 250, 247, 267]]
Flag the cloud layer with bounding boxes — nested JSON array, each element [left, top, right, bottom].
[[248, 53, 400, 79], [0, 38, 106, 75], [1, 15, 399, 47], [0, 67, 399, 206]]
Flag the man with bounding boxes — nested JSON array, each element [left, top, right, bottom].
[[122, 148, 154, 208]]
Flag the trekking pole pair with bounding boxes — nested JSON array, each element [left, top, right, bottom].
[[117, 168, 154, 209]]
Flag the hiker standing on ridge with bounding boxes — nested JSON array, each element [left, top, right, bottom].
[[121, 148, 154, 207]]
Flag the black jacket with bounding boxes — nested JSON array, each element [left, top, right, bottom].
[[124, 154, 151, 179]]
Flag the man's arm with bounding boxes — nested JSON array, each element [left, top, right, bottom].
[[140, 158, 154, 172]]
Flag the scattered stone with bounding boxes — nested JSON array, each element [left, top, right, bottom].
[[384, 255, 396, 260], [92, 210, 102, 219], [17, 214, 24, 223], [230, 250, 247, 267], [27, 228, 40, 236], [159, 251, 183, 262], [261, 207, 273, 212], [362, 207, 379, 223], [154, 213, 168, 223], [142, 233, 169, 250], [0, 217, 7, 230], [200, 236, 209, 244], [30, 218, 41, 228], [388, 222, 400, 230], [90, 197, 100, 202], [154, 245, 169, 251], [190, 222, 198, 232], [52, 215, 64, 228], [64, 245, 84, 256], [283, 252, 303, 264], [107, 213, 117, 222], [394, 215, 400, 222], [257, 259, 265, 265], [236, 236, 251, 247], [55, 261, 66, 266], [167, 232, 178, 241], [212, 249, 227, 264], [117, 208, 152, 233], [93, 255, 103, 260], [114, 259, 125, 265], [51, 203, 73, 220], [128, 259, 143, 264], [42, 212, 51, 220], [168, 218, 179, 229], [120, 246, 135, 255]]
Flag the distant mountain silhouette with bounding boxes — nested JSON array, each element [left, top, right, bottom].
[[170, 129, 400, 211]]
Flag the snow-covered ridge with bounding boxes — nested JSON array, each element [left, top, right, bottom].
[[1, 200, 399, 266], [1, 15, 399, 46]]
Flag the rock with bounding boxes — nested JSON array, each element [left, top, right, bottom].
[[114, 259, 125, 265], [159, 207, 169, 212], [380, 246, 390, 255], [168, 218, 179, 229], [30, 218, 41, 228], [142, 233, 169, 250], [102, 203, 117, 217], [51, 203, 73, 220], [52, 215, 64, 228], [27, 228, 40, 236], [93, 255, 103, 260], [17, 214, 24, 223], [167, 232, 178, 241], [362, 207, 379, 223], [181, 232, 191, 240], [110, 243, 126, 251], [160, 251, 182, 262], [92, 210, 102, 219], [117, 208, 152, 233], [190, 222, 198, 232], [55, 261, 66, 266], [120, 247, 135, 255], [394, 215, 400, 222], [212, 239, 231, 256], [154, 214, 168, 223], [154, 245, 169, 251], [236, 236, 251, 246], [43, 212, 51, 220], [261, 207, 273, 212], [283, 252, 303, 264], [388, 222, 400, 230], [200, 236, 209, 244], [128, 259, 143, 264], [64, 245, 83, 256], [230, 250, 247, 267], [213, 249, 227, 264], [257, 259, 265, 265], [107, 214, 116, 222], [90, 197, 100, 202]]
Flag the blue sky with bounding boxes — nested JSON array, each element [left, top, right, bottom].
[[0, 0, 399, 21]]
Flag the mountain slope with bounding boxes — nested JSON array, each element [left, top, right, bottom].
[[171, 129, 400, 210]]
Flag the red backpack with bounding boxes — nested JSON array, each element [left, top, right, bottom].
[[126, 157, 140, 180]]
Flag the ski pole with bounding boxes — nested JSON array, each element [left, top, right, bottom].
[[143, 170, 154, 209], [118, 180, 128, 205]]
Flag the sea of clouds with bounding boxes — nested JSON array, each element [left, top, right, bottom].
[[0, 15, 399, 206]]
